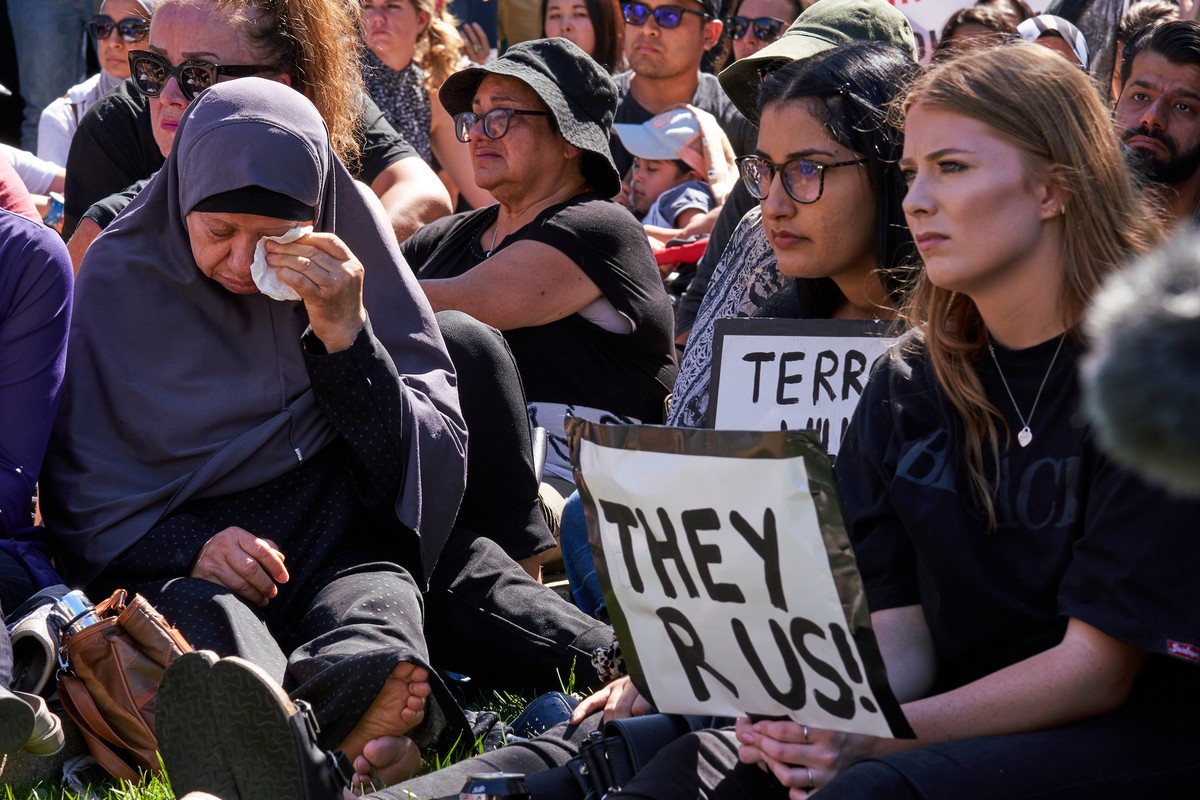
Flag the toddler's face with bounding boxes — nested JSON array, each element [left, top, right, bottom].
[[630, 157, 692, 217]]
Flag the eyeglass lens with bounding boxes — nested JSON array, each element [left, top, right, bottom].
[[89, 15, 149, 42], [128, 51, 272, 101]]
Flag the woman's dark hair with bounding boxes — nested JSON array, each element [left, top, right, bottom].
[[540, 0, 626, 73], [935, 5, 1017, 58], [755, 41, 921, 313], [974, 0, 1034, 27]]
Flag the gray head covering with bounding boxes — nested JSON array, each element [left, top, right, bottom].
[[439, 37, 621, 197], [1016, 14, 1089, 69], [41, 78, 466, 587]]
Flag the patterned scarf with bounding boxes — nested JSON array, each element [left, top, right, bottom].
[[361, 48, 433, 165]]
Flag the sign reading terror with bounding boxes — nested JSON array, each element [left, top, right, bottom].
[[708, 318, 898, 456], [569, 423, 912, 739]]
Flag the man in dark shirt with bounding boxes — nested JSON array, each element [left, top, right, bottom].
[[610, 0, 756, 177], [1113, 19, 1200, 228]]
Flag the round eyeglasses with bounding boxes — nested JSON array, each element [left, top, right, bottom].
[[622, 2, 708, 28], [88, 14, 150, 43], [128, 50, 277, 102], [723, 15, 786, 42], [736, 155, 867, 204], [454, 107, 550, 143]]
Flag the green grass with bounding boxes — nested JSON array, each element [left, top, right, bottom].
[[5, 674, 581, 800]]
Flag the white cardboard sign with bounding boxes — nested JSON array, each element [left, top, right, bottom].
[[708, 318, 897, 456], [575, 429, 909, 738]]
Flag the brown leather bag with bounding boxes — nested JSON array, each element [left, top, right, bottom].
[[56, 590, 193, 781]]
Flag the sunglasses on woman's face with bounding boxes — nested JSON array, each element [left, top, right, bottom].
[[724, 15, 786, 42], [622, 2, 708, 28], [88, 14, 150, 43], [128, 50, 277, 102]]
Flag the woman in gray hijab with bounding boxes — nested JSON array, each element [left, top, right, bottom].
[[40, 77, 469, 772]]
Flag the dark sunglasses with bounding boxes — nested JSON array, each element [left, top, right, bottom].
[[88, 14, 150, 43], [454, 107, 550, 142], [622, 2, 708, 28], [736, 155, 866, 204], [128, 50, 277, 101], [724, 15, 785, 42]]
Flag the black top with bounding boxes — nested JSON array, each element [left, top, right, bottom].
[[403, 193, 677, 424], [63, 80, 418, 236], [98, 320, 420, 589], [609, 71, 757, 178], [836, 334, 1200, 695]]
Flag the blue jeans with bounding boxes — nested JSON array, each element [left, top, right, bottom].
[[560, 490, 605, 618], [9, 0, 97, 150]]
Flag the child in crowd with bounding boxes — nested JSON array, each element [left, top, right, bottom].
[[613, 104, 736, 245]]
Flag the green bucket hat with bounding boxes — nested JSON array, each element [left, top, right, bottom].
[[719, 0, 917, 123]]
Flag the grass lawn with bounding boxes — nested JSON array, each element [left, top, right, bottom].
[[5, 687, 543, 800]]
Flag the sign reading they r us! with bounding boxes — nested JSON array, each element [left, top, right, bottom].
[[570, 422, 912, 739]]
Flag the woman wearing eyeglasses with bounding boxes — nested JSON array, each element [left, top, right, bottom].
[[723, 0, 798, 62], [542, 0, 626, 73], [403, 38, 676, 573], [35, 0, 154, 168]]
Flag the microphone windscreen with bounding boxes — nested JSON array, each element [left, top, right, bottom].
[[1082, 231, 1200, 497]]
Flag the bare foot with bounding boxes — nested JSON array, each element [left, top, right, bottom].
[[336, 662, 430, 775], [350, 735, 424, 789]]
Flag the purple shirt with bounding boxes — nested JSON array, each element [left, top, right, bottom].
[[0, 208, 72, 536]]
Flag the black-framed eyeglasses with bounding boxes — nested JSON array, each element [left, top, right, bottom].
[[724, 15, 785, 42], [88, 14, 150, 43], [128, 50, 277, 101], [622, 2, 708, 28], [736, 155, 867, 204], [454, 107, 550, 142]]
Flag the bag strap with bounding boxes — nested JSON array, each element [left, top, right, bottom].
[[58, 674, 144, 782]]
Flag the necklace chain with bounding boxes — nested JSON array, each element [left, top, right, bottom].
[[986, 332, 1067, 448], [485, 223, 501, 257]]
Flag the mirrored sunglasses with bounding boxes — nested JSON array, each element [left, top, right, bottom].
[[724, 15, 786, 42], [128, 50, 277, 102], [88, 14, 150, 43], [622, 2, 708, 28]]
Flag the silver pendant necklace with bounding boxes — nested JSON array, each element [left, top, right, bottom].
[[986, 332, 1067, 448], [484, 223, 501, 257]]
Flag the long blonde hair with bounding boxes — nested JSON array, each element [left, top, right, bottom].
[[898, 44, 1163, 528], [158, 0, 365, 171], [409, 0, 464, 92]]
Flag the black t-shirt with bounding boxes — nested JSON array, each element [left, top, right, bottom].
[[836, 334, 1200, 693], [609, 71, 757, 179], [63, 80, 418, 237], [403, 193, 677, 424]]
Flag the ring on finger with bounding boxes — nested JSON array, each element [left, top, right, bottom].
[[805, 766, 815, 791], [801, 724, 810, 744]]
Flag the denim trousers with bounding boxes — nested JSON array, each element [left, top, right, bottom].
[[8, 0, 98, 150]]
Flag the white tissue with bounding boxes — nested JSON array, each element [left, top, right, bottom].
[[251, 225, 313, 301]]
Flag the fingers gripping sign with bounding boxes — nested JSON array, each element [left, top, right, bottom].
[[191, 526, 290, 607], [265, 232, 367, 353]]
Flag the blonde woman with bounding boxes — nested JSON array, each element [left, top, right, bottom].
[[730, 44, 1200, 798], [361, 0, 494, 208]]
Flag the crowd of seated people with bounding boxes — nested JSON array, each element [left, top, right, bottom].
[[4, 0, 1200, 797]]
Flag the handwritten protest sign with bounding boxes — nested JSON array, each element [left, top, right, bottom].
[[570, 422, 912, 739], [708, 318, 898, 456]]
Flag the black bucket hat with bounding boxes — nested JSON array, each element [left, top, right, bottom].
[[440, 37, 621, 198]]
